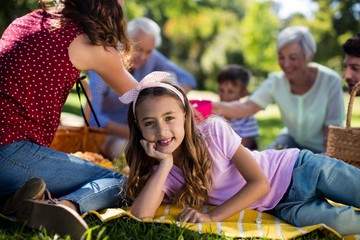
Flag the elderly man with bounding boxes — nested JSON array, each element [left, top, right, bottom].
[[87, 17, 196, 159], [343, 33, 360, 96]]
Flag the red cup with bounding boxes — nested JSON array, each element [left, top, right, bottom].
[[189, 100, 212, 122]]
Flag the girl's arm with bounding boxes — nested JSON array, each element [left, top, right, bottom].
[[179, 144, 269, 222], [129, 140, 174, 219], [68, 34, 138, 95]]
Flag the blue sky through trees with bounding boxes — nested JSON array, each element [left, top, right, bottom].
[[273, 0, 318, 18]]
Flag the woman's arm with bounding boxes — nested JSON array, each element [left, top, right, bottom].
[[68, 34, 138, 95], [178, 144, 269, 223], [212, 100, 262, 120]]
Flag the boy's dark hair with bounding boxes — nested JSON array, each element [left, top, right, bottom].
[[343, 33, 360, 57], [217, 64, 251, 86]]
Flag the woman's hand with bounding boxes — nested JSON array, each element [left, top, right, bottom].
[[192, 106, 205, 122], [178, 206, 212, 223]]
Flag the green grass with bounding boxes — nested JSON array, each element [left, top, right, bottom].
[[0, 214, 340, 240], [1, 90, 359, 239]]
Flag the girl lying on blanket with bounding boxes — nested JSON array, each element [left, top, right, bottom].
[[119, 71, 360, 236]]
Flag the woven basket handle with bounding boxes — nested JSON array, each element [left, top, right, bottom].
[[76, 76, 101, 127], [346, 82, 360, 128]]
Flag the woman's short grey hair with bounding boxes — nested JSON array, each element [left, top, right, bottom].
[[127, 17, 162, 47], [276, 26, 316, 60]]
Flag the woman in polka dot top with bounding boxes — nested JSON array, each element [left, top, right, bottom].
[[0, 0, 137, 234]]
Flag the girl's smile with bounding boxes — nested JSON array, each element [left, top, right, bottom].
[[136, 95, 186, 155], [156, 138, 173, 148]]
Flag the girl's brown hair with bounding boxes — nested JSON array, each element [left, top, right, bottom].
[[125, 81, 213, 207], [39, 0, 131, 55]]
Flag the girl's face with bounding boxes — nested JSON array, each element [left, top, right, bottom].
[[136, 95, 186, 155], [278, 42, 308, 81]]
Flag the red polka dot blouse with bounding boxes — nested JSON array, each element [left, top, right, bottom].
[[0, 9, 83, 146]]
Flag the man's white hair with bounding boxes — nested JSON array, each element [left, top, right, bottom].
[[127, 17, 162, 48]]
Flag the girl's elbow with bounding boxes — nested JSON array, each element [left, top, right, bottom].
[[130, 208, 155, 220], [261, 179, 270, 197]]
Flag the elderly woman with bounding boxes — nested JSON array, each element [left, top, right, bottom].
[[212, 26, 344, 153]]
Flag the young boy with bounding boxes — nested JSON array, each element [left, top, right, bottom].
[[217, 64, 259, 150]]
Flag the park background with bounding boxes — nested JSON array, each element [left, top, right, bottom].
[[1, 1, 360, 239], [1, 0, 360, 149], [2, 0, 360, 91]]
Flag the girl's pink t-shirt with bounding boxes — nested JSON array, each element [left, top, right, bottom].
[[162, 117, 299, 212]]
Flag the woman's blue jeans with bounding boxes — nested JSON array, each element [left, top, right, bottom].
[[0, 141, 128, 214], [271, 150, 360, 236]]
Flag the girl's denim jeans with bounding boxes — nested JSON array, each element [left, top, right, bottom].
[[0, 141, 128, 214], [271, 150, 360, 236]]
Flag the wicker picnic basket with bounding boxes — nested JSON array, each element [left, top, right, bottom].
[[49, 126, 108, 153], [326, 82, 360, 168]]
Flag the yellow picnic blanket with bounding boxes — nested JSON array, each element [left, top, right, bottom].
[[84, 204, 358, 240]]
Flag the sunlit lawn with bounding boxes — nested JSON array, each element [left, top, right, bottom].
[[1, 89, 358, 239]]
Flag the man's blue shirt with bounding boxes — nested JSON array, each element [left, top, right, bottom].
[[88, 49, 196, 127]]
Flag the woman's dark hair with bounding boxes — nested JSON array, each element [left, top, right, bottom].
[[39, 0, 131, 54]]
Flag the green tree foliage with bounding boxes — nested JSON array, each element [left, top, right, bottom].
[[286, 0, 360, 74], [125, 0, 248, 90], [332, 0, 360, 36], [0, 0, 38, 34], [164, 9, 244, 90], [241, 1, 280, 75], [2, 0, 360, 90], [309, 0, 341, 69]]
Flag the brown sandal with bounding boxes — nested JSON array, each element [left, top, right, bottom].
[[16, 199, 89, 240], [2, 178, 46, 215], [3, 178, 89, 239]]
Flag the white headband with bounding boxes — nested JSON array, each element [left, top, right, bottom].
[[119, 71, 185, 117]]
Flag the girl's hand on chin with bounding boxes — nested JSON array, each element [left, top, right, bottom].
[[140, 139, 170, 161]]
